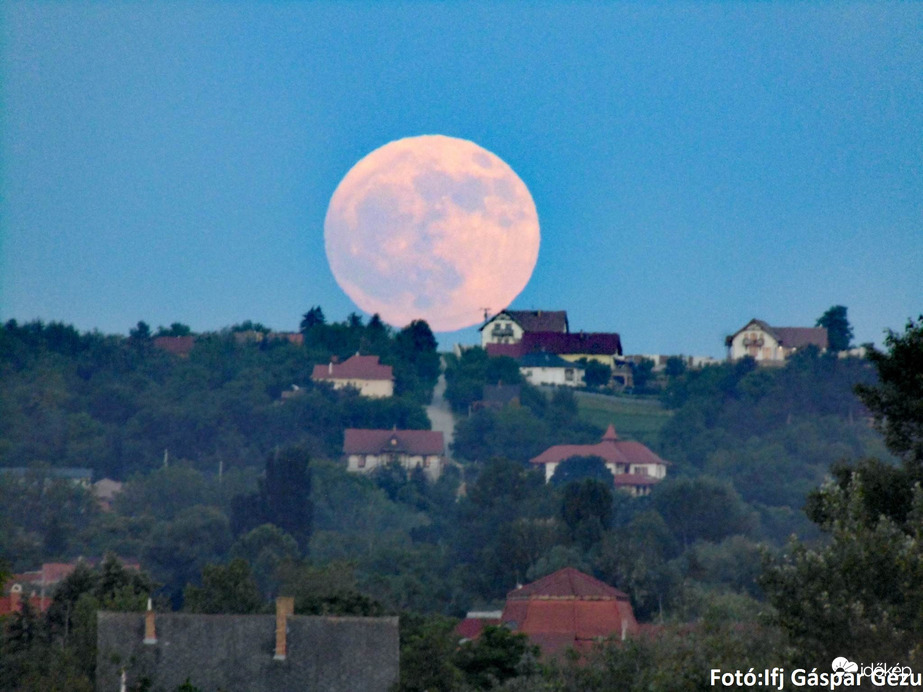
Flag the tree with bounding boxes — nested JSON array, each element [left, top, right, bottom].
[[630, 358, 655, 392], [454, 625, 539, 689], [816, 305, 853, 352], [299, 306, 326, 332], [183, 558, 265, 614], [762, 317, 923, 666], [561, 479, 613, 548], [582, 359, 612, 388], [855, 316, 923, 467], [550, 456, 614, 487], [664, 356, 686, 379]]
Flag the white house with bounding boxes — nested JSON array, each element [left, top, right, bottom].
[[311, 354, 394, 398], [343, 428, 446, 481], [726, 319, 828, 364], [518, 352, 585, 387], [529, 425, 670, 496], [480, 310, 568, 347]]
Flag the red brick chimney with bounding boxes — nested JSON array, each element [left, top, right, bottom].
[[274, 596, 295, 660], [143, 598, 157, 644]]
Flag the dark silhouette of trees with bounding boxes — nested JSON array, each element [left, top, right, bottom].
[[816, 304, 854, 352]]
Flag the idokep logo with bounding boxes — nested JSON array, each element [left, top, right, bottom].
[[831, 657, 858, 674]]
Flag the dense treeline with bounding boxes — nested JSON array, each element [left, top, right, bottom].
[[0, 313, 436, 479], [3, 311, 922, 689]]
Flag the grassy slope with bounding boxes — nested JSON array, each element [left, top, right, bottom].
[[574, 391, 672, 447]]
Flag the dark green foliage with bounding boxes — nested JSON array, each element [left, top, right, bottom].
[[183, 558, 265, 614], [276, 561, 383, 616], [651, 477, 753, 547], [0, 318, 431, 479], [454, 625, 539, 689], [561, 479, 613, 548], [393, 614, 463, 692], [581, 359, 612, 388], [763, 317, 923, 666], [816, 304, 854, 352], [664, 356, 686, 379], [231, 446, 313, 554], [550, 456, 613, 487], [856, 315, 923, 466], [629, 358, 655, 393]]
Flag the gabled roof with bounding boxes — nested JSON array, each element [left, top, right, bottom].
[[500, 568, 639, 657], [522, 332, 622, 356], [480, 310, 569, 334], [726, 319, 828, 350], [506, 567, 629, 601], [312, 355, 393, 382], [518, 352, 585, 369], [343, 429, 445, 456], [530, 425, 670, 467]]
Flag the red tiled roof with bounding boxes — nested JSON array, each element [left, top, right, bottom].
[[312, 355, 393, 382], [726, 320, 828, 350], [485, 343, 525, 358], [530, 425, 670, 468], [506, 567, 629, 601], [343, 429, 445, 456], [456, 617, 501, 640], [773, 327, 828, 350], [481, 310, 568, 334], [500, 568, 639, 657], [521, 332, 622, 357]]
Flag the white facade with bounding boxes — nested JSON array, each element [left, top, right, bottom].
[[481, 313, 524, 347], [520, 364, 584, 387], [727, 322, 785, 363], [329, 378, 394, 398], [346, 453, 443, 481]]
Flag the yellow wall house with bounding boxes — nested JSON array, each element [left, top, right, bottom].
[[311, 354, 394, 398]]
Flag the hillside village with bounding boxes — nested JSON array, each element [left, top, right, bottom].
[[0, 307, 919, 690]]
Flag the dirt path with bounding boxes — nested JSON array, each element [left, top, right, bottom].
[[426, 363, 455, 460]]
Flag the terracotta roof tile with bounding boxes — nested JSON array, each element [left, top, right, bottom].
[[506, 567, 629, 601], [481, 310, 569, 334], [521, 332, 622, 356], [343, 429, 445, 456], [530, 427, 670, 467], [312, 355, 393, 382]]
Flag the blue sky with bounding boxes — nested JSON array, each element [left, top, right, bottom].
[[1, 3, 920, 357]]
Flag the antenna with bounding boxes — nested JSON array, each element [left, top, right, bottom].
[[481, 308, 491, 322]]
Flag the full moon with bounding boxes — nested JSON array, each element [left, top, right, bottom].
[[324, 135, 540, 332]]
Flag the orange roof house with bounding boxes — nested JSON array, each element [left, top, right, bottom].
[[500, 568, 639, 657], [311, 355, 394, 398], [343, 428, 445, 480], [530, 425, 670, 495]]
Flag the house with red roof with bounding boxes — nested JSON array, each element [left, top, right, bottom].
[[726, 319, 828, 364], [500, 568, 639, 657], [480, 310, 569, 347], [343, 428, 445, 480], [312, 354, 394, 398], [530, 425, 670, 496]]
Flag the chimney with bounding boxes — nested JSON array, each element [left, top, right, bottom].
[[9, 584, 22, 612], [621, 617, 628, 641], [328, 361, 333, 375], [274, 596, 295, 660], [143, 598, 157, 644]]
